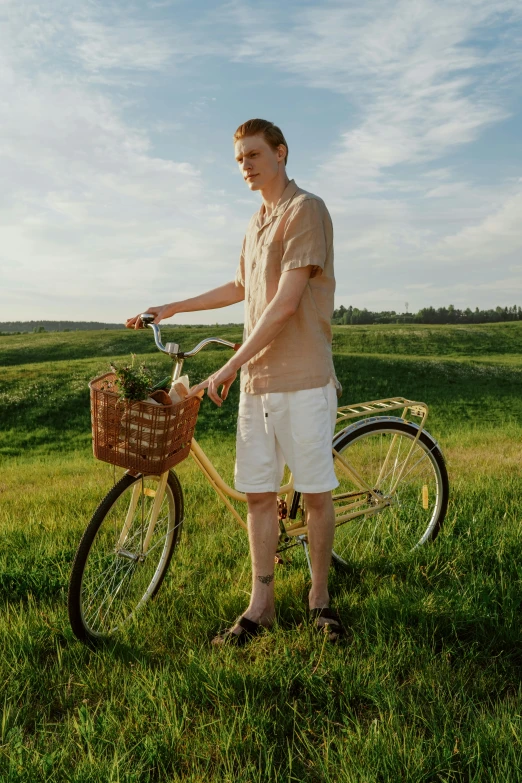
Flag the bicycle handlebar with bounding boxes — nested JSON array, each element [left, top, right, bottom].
[[139, 313, 240, 358]]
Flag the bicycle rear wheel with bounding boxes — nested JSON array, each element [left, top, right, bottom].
[[331, 418, 449, 570], [68, 471, 183, 643]]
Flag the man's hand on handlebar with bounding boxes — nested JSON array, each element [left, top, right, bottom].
[[125, 304, 174, 330], [124, 311, 240, 404], [189, 365, 238, 407]]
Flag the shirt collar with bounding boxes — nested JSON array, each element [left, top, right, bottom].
[[256, 179, 299, 228]]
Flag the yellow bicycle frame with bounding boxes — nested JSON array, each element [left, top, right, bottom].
[[124, 396, 429, 555]]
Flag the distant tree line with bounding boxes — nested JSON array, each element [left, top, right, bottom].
[[0, 320, 241, 335], [332, 305, 522, 325], [0, 320, 123, 334]]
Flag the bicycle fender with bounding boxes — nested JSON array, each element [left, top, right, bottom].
[[332, 415, 442, 452]]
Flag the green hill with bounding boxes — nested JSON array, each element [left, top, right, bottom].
[[1, 323, 521, 458], [0, 325, 243, 367], [332, 321, 522, 357], [2, 321, 521, 369]]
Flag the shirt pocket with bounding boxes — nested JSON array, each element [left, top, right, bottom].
[[258, 240, 283, 305], [261, 240, 283, 281]]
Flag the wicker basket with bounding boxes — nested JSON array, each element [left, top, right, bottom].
[[89, 372, 200, 474]]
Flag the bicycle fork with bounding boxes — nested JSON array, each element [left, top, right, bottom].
[[116, 472, 169, 558]]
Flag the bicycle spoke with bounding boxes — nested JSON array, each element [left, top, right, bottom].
[[84, 555, 126, 610], [97, 564, 137, 627], [145, 526, 177, 556], [389, 446, 437, 488], [373, 441, 432, 493], [389, 434, 404, 488], [359, 518, 381, 559], [85, 557, 133, 625]]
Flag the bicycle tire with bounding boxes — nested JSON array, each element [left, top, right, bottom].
[[330, 418, 449, 571], [68, 471, 183, 643]]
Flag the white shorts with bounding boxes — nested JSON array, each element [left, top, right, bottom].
[[234, 381, 339, 494]]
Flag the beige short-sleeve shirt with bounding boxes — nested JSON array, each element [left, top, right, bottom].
[[235, 179, 336, 394]]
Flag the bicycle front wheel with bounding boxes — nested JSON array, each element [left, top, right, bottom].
[[331, 418, 449, 570], [68, 471, 183, 643]]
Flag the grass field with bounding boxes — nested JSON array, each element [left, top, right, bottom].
[[1, 322, 522, 781]]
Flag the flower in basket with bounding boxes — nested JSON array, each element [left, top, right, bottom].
[[109, 356, 154, 402]]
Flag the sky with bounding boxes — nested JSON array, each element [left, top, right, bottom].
[[1, 0, 522, 325]]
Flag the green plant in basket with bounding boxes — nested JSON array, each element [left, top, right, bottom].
[[109, 356, 154, 402]]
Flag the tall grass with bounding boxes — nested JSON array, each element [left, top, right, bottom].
[[1, 326, 521, 781]]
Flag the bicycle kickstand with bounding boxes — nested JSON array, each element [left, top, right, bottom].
[[297, 535, 313, 578]]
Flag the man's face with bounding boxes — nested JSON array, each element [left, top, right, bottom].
[[234, 134, 285, 191]]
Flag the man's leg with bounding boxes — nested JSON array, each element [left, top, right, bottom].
[[212, 491, 278, 642], [243, 492, 279, 624], [303, 491, 335, 607], [303, 490, 340, 633]]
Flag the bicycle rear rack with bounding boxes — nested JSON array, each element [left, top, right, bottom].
[[336, 397, 427, 425]]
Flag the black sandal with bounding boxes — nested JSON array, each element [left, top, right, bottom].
[[310, 607, 344, 642], [211, 615, 263, 647]]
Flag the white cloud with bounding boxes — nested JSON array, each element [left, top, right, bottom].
[[424, 183, 470, 199], [440, 190, 522, 260], [72, 19, 173, 72]]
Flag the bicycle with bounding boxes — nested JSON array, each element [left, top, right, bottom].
[[68, 314, 449, 643]]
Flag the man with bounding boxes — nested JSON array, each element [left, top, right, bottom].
[[126, 118, 342, 644]]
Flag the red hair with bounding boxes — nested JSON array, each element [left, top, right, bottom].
[[233, 118, 288, 165]]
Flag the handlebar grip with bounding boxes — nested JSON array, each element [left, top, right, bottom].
[[233, 343, 242, 352]]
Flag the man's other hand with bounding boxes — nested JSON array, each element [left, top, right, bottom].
[[189, 366, 238, 407]]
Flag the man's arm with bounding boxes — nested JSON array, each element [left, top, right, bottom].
[[126, 280, 244, 328], [190, 266, 313, 405]]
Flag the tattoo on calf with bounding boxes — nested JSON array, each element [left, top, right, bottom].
[[257, 573, 274, 585]]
